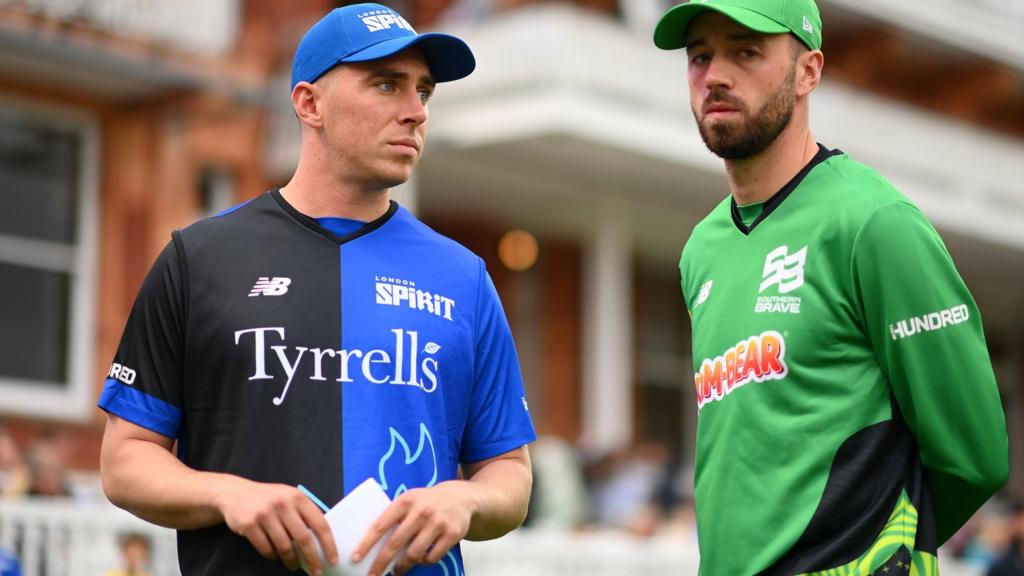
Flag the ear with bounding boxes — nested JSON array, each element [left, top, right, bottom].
[[291, 81, 324, 128], [796, 49, 824, 97]]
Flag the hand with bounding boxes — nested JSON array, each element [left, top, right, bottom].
[[215, 478, 339, 574], [353, 481, 478, 576]]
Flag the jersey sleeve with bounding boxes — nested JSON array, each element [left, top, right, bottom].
[[851, 201, 1008, 543], [459, 261, 537, 463], [97, 235, 187, 440]]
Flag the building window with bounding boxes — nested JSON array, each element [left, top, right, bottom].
[[0, 99, 98, 420]]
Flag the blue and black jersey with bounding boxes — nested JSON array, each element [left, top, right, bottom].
[[99, 190, 536, 576]]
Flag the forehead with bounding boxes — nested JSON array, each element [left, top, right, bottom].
[[685, 11, 767, 46], [348, 47, 431, 77]]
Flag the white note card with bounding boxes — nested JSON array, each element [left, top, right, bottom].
[[299, 478, 398, 576]]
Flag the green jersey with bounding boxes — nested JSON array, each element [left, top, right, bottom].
[[680, 146, 1008, 576]]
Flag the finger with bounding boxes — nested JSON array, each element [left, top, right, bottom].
[[245, 524, 277, 560], [398, 521, 442, 570], [263, 514, 300, 571], [424, 531, 460, 566], [282, 506, 323, 574], [298, 498, 338, 566], [368, 507, 428, 576], [353, 500, 406, 563]]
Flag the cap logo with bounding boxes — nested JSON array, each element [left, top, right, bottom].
[[358, 9, 415, 33], [802, 16, 813, 33]]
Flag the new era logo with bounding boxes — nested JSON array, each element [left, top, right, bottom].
[[249, 277, 291, 297], [803, 16, 814, 33], [759, 245, 807, 294]]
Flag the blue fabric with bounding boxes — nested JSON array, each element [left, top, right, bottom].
[[0, 549, 20, 576], [339, 206, 536, 576], [291, 3, 474, 88], [98, 378, 182, 439], [316, 217, 366, 237]]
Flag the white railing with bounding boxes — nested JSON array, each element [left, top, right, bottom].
[[0, 0, 241, 55], [0, 498, 985, 576]]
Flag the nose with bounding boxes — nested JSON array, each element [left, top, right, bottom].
[[703, 56, 734, 93], [399, 91, 428, 126]]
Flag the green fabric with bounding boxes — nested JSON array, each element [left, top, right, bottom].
[[654, 0, 823, 51], [679, 152, 1008, 575]]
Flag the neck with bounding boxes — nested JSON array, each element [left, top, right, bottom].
[[724, 116, 818, 206], [280, 149, 392, 222]]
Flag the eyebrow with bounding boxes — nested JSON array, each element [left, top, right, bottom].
[[370, 68, 436, 88]]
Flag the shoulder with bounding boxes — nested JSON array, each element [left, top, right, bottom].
[[389, 206, 485, 275], [175, 193, 276, 247], [681, 196, 732, 264], [812, 152, 917, 215]]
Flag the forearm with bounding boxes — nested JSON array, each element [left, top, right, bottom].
[[101, 424, 238, 529], [463, 450, 533, 541]]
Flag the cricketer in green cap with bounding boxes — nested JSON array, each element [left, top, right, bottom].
[[652, 1, 1009, 575], [654, 0, 822, 51]]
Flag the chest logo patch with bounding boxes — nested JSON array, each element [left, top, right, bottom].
[[755, 245, 806, 314], [376, 276, 455, 321], [694, 331, 789, 409], [249, 276, 291, 297]]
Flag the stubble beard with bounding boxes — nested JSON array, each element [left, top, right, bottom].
[[694, 66, 797, 160]]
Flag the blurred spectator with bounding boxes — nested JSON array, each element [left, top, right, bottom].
[[0, 548, 20, 576], [988, 501, 1024, 576], [586, 441, 669, 537], [0, 424, 29, 498], [25, 431, 71, 497], [527, 436, 589, 529], [103, 532, 151, 576]]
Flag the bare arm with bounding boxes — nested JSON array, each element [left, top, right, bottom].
[[354, 445, 532, 576], [100, 414, 339, 572]]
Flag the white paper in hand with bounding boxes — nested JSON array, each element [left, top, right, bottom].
[[298, 478, 398, 576]]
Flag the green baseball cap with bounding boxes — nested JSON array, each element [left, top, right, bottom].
[[653, 0, 822, 51]]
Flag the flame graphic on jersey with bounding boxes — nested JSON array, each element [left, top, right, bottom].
[[377, 424, 463, 576], [377, 422, 438, 498]]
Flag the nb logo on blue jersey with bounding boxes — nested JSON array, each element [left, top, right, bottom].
[[375, 276, 455, 321], [249, 277, 291, 297]]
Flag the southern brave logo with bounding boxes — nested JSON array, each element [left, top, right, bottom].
[[755, 245, 806, 314], [249, 277, 291, 297]]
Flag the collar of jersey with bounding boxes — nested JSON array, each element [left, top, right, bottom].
[[271, 189, 400, 244], [730, 144, 842, 235]]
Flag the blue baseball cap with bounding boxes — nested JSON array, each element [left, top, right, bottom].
[[291, 3, 476, 90]]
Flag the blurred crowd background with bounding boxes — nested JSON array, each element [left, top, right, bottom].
[[0, 0, 1022, 574]]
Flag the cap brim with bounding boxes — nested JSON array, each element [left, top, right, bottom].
[[342, 33, 476, 83], [653, 4, 789, 50]]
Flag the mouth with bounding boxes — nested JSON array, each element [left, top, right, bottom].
[[388, 138, 420, 155]]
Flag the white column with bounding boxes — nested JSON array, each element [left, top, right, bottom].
[[391, 173, 418, 216], [581, 202, 632, 455]]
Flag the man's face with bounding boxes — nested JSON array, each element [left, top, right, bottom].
[[685, 12, 799, 160], [315, 48, 435, 190]]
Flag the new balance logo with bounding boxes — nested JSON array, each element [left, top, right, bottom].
[[249, 277, 291, 297], [759, 245, 807, 294], [694, 280, 713, 309]]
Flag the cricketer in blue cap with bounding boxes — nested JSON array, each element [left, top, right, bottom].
[[291, 3, 475, 89]]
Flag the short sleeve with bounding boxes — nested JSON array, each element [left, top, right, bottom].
[[851, 201, 1008, 543], [460, 262, 536, 463], [97, 235, 187, 439]]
